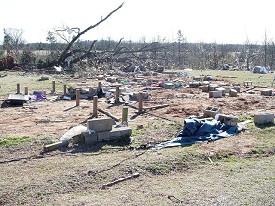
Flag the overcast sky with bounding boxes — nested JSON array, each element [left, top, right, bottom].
[[0, 0, 274, 44]]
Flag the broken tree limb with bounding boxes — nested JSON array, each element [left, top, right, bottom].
[[101, 172, 140, 189], [98, 108, 120, 122], [56, 3, 124, 66]]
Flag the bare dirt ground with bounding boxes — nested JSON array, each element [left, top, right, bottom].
[[0, 71, 274, 205]]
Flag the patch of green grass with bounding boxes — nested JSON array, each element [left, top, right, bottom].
[[145, 163, 173, 175], [0, 136, 31, 147], [238, 114, 254, 122], [131, 127, 143, 137], [171, 69, 274, 86]]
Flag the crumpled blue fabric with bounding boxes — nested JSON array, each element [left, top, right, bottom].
[[154, 117, 238, 149]]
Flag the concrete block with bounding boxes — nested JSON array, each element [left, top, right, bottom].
[[243, 81, 252, 86], [200, 85, 209, 92], [109, 127, 122, 140], [204, 107, 222, 118], [193, 76, 203, 81], [215, 87, 226, 96], [224, 87, 231, 93], [97, 131, 110, 142], [229, 89, 238, 97], [233, 83, 241, 87], [109, 126, 132, 140], [218, 114, 238, 126], [189, 81, 200, 88], [131, 92, 149, 101], [254, 113, 274, 125], [118, 127, 132, 137], [107, 77, 117, 83], [201, 81, 210, 85], [209, 90, 222, 98], [72, 134, 85, 144], [87, 118, 113, 132], [84, 132, 98, 145], [209, 84, 218, 91], [233, 86, 241, 93], [260, 89, 272, 96]]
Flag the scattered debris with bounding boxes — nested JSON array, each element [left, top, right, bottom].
[[154, 116, 239, 149], [38, 76, 49, 81]]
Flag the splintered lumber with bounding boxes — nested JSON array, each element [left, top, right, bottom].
[[98, 108, 120, 122], [101, 172, 140, 189]]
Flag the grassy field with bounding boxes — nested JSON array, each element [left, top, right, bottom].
[[0, 70, 274, 205], [173, 69, 275, 87]]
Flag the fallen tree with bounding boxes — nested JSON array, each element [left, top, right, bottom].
[[45, 3, 124, 68], [41, 3, 171, 73]]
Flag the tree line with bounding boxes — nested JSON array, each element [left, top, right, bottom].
[[0, 2, 274, 72]]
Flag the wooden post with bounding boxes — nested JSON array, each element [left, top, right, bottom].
[[98, 81, 102, 90], [16, 83, 20, 94], [138, 92, 143, 113], [76, 89, 80, 106], [122, 106, 128, 125], [63, 85, 67, 95], [24, 87, 28, 95], [115, 86, 120, 103], [92, 96, 98, 117], [52, 80, 56, 94]]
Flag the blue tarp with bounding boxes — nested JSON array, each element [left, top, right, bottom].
[[154, 117, 238, 149]]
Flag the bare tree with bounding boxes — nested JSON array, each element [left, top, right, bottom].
[[45, 3, 124, 68], [3, 28, 25, 60]]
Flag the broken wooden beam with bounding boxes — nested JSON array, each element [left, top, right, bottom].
[[43, 141, 69, 152], [98, 108, 120, 122]]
